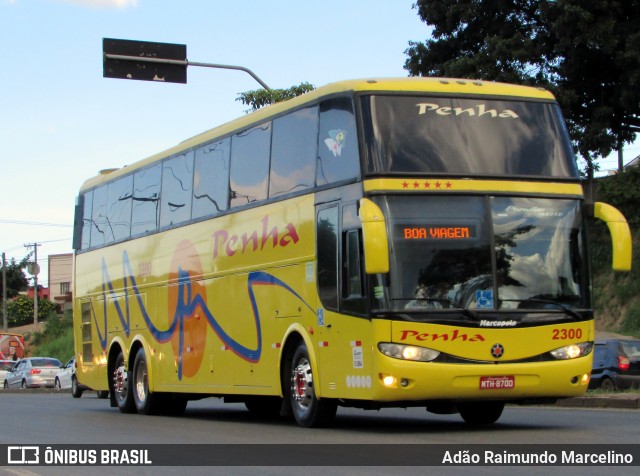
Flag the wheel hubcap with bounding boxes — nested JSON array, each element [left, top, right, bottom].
[[134, 361, 147, 402], [291, 357, 313, 412]]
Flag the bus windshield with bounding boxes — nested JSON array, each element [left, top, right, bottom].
[[373, 195, 588, 313], [361, 95, 578, 178]]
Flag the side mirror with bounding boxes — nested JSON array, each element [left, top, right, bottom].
[[592, 202, 632, 271], [359, 198, 390, 274]]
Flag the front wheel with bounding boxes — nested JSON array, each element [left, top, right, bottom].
[[458, 401, 505, 426], [287, 342, 337, 427]]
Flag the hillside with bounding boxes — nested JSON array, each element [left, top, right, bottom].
[[589, 167, 640, 337]]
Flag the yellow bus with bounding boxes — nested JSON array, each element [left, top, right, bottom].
[[72, 78, 632, 427]]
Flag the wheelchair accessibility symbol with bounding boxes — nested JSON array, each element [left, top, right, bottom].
[[476, 290, 494, 309]]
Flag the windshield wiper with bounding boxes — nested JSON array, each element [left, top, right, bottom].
[[500, 299, 582, 321], [399, 298, 481, 321]]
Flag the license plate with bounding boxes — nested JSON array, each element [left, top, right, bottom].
[[479, 375, 515, 390]]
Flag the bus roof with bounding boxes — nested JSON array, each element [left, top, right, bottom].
[[79, 77, 556, 192]]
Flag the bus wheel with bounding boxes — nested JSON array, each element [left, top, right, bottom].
[[458, 401, 505, 426], [112, 351, 136, 413], [132, 348, 163, 415], [288, 342, 337, 427]]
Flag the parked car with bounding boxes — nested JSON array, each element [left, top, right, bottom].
[[0, 360, 17, 384], [590, 339, 640, 391], [54, 357, 109, 399], [3, 357, 62, 389]]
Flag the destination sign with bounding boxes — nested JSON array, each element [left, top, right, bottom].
[[398, 224, 477, 240]]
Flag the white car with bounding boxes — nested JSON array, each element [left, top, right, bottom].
[[0, 360, 17, 384], [4, 357, 62, 389], [55, 357, 108, 399]]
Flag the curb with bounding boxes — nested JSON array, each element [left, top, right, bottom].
[[556, 393, 640, 409]]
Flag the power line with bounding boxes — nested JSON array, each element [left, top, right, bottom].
[[0, 219, 72, 228]]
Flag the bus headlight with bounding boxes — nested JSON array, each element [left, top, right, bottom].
[[378, 343, 440, 362], [550, 342, 593, 360]]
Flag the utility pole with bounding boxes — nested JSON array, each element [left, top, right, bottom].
[[2, 252, 7, 331], [24, 243, 41, 325]]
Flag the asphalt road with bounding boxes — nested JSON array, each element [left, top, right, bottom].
[[0, 392, 638, 476]]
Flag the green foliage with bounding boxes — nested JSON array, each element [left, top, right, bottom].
[[0, 257, 29, 299], [31, 310, 74, 361], [588, 169, 640, 334], [236, 82, 315, 111], [6, 296, 56, 327], [405, 0, 640, 174], [621, 306, 640, 337]]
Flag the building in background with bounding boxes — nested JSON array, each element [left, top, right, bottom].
[[48, 253, 73, 313]]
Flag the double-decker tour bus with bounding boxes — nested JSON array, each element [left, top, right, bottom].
[[72, 78, 632, 427]]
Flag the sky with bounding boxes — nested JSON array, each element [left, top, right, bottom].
[[0, 0, 428, 286]]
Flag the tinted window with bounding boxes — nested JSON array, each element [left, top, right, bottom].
[[362, 95, 578, 178], [81, 191, 93, 249], [131, 164, 161, 236], [193, 138, 230, 219], [230, 123, 271, 207], [317, 207, 339, 310], [160, 152, 194, 227], [90, 186, 108, 247], [317, 97, 360, 186], [106, 175, 133, 243], [270, 106, 318, 197]]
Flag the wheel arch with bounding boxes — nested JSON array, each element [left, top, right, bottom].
[[279, 324, 322, 397]]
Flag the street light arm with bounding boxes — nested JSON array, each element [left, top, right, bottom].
[[104, 53, 271, 91]]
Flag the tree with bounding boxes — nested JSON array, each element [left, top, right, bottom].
[[404, 0, 640, 175], [1, 257, 29, 299], [237, 82, 315, 112]]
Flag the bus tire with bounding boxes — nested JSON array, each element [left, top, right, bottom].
[[287, 342, 337, 427], [132, 348, 163, 415], [112, 350, 136, 413], [458, 401, 505, 426]]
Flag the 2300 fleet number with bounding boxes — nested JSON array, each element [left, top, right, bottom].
[[552, 328, 583, 340]]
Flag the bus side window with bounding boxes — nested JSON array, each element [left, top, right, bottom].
[[317, 206, 339, 310], [317, 97, 360, 186], [80, 191, 92, 250], [90, 186, 108, 248], [160, 151, 194, 227], [131, 164, 161, 236], [106, 175, 133, 243], [192, 138, 230, 218], [230, 123, 271, 208], [342, 229, 367, 315], [269, 106, 318, 198]]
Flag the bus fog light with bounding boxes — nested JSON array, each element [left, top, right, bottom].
[[381, 374, 397, 387], [550, 342, 593, 360], [378, 343, 440, 362]]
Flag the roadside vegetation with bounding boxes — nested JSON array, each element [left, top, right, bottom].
[[28, 310, 74, 362], [589, 167, 640, 337]]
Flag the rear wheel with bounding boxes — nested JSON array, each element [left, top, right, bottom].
[[132, 348, 163, 415], [112, 350, 136, 413], [458, 401, 505, 426], [97, 390, 109, 399], [287, 342, 337, 427], [599, 377, 616, 392]]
